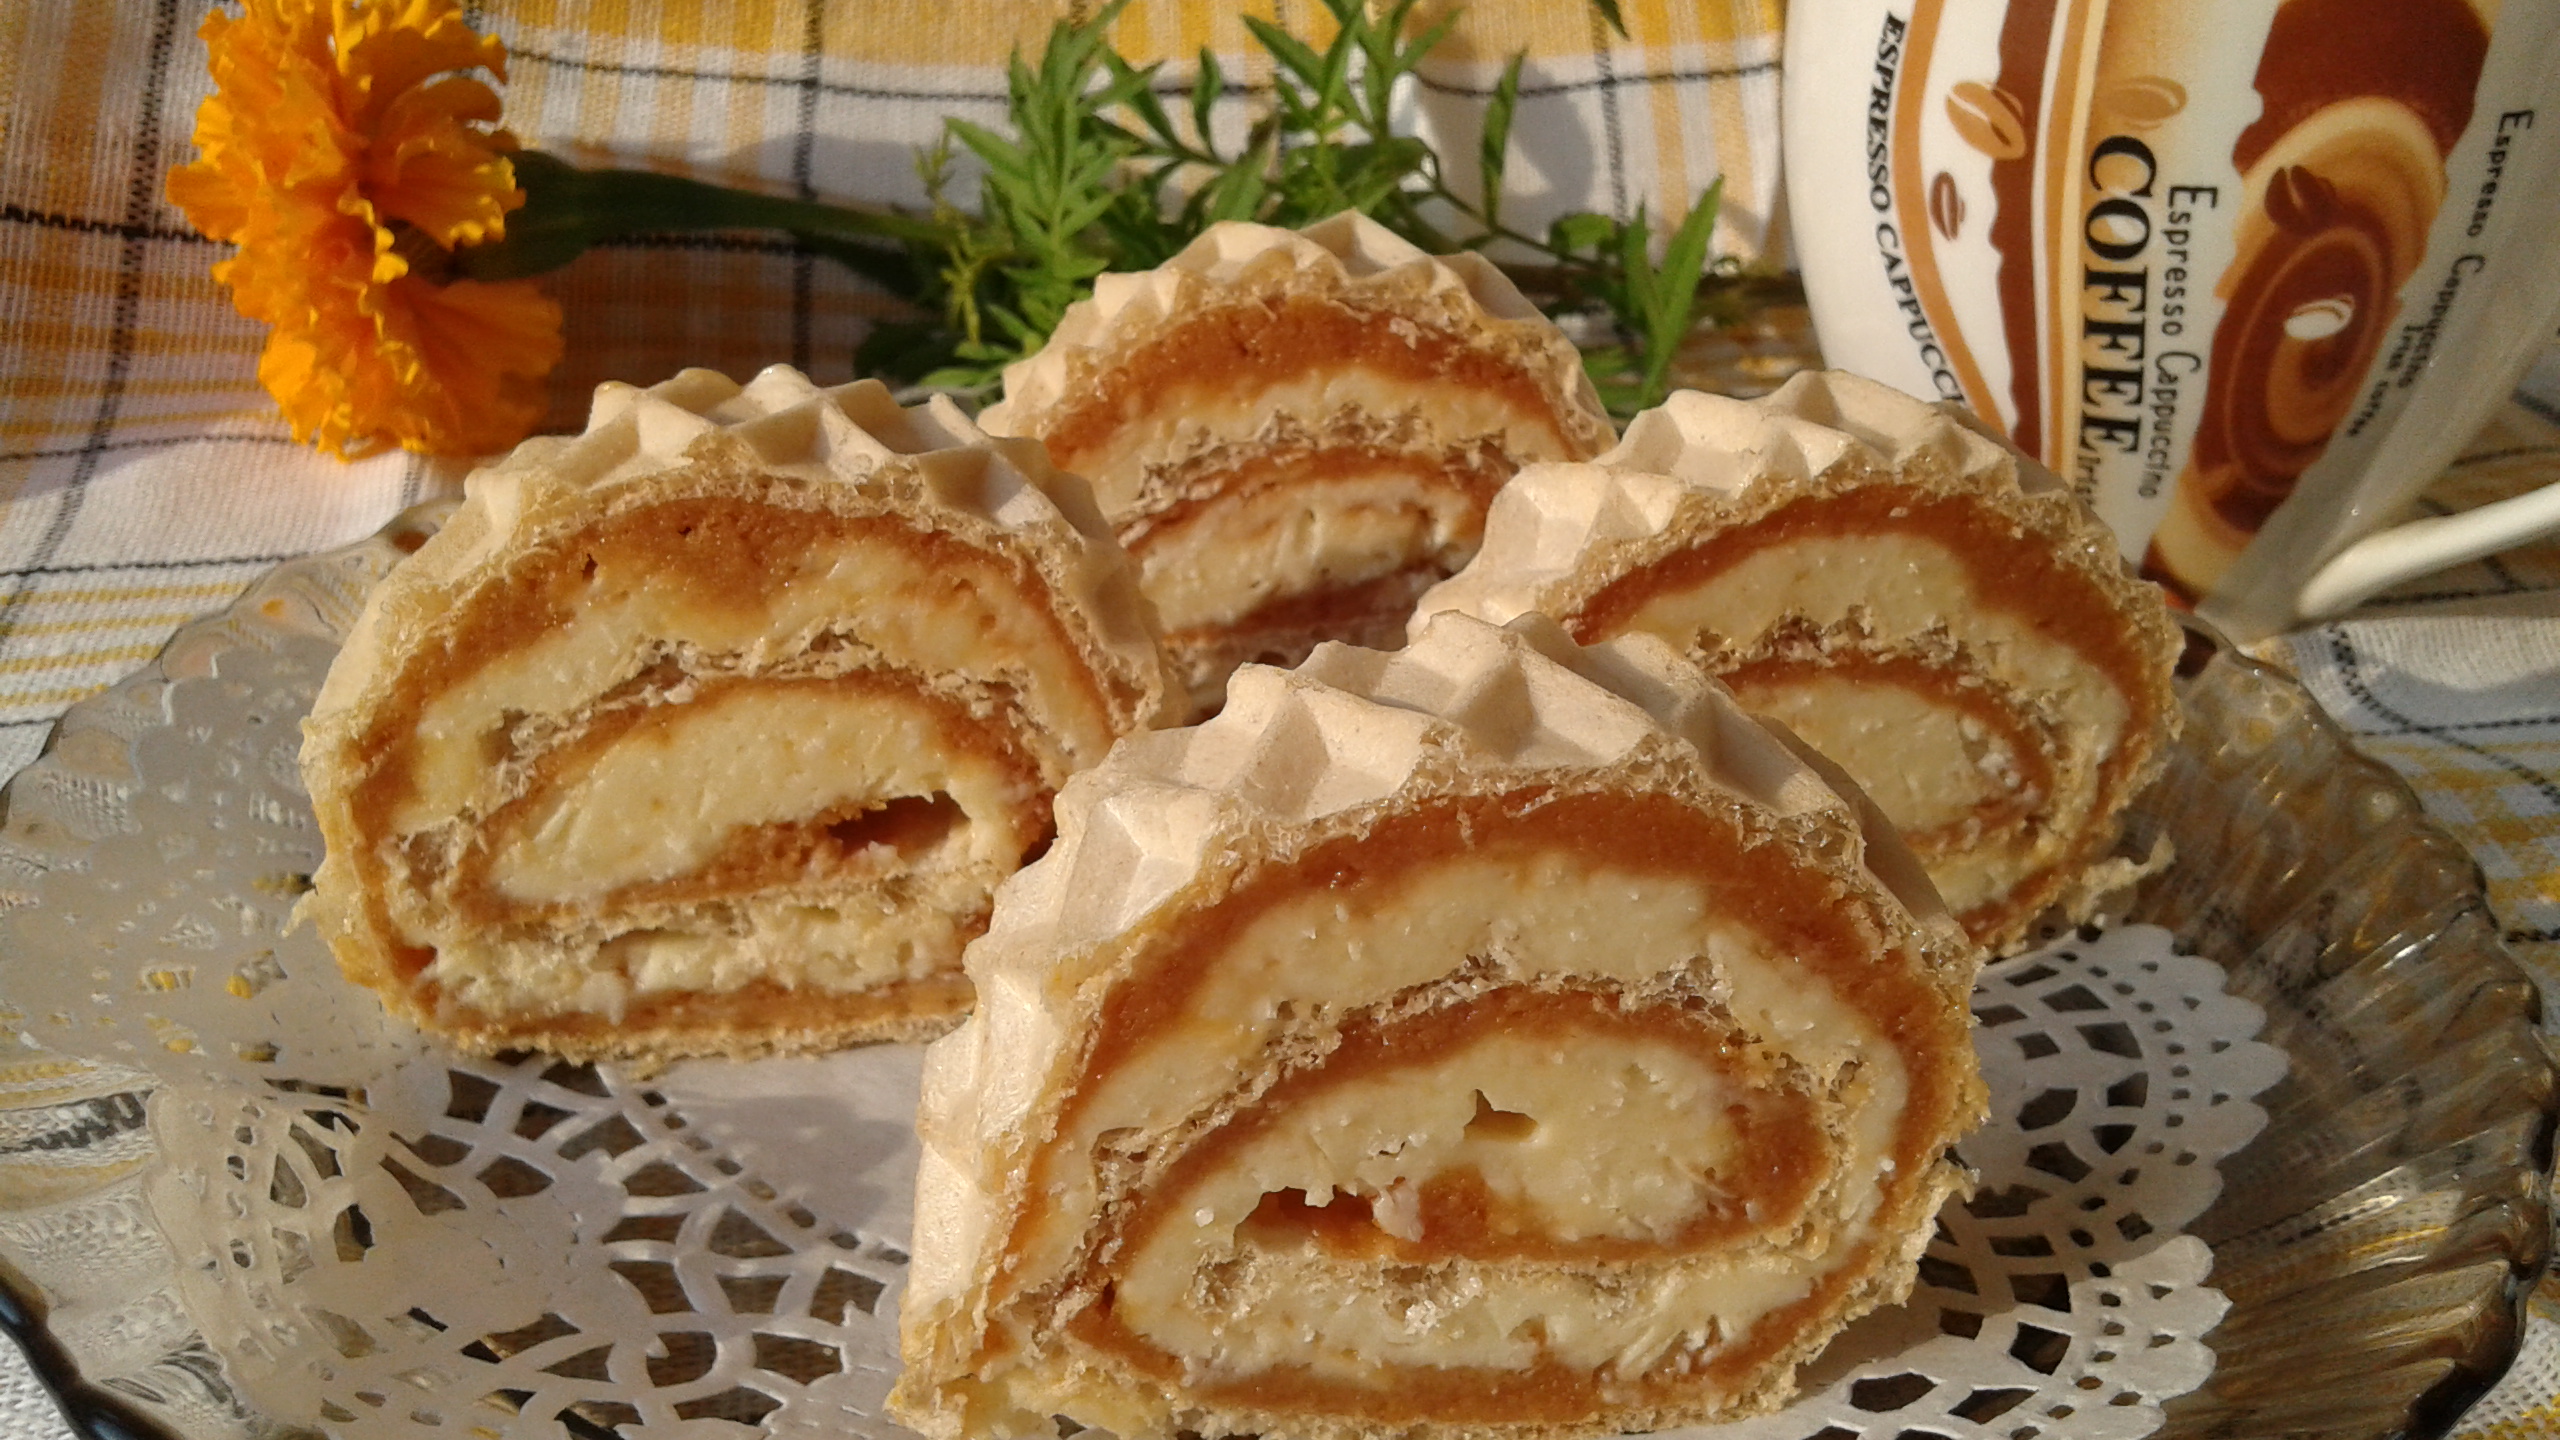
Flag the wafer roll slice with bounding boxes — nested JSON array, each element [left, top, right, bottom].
[[891, 611, 1984, 1440], [981, 212, 1616, 716], [1418, 371, 2183, 953], [299, 367, 1175, 1061]]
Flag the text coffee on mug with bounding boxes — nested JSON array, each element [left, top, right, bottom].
[[1784, 0, 2560, 640]]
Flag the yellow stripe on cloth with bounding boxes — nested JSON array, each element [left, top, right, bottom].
[[0, 612, 219, 638], [2455, 1291, 2560, 1438], [0, 645, 163, 678]]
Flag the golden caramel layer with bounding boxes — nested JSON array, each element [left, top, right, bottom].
[[1087, 989, 1836, 1399], [1131, 441, 1514, 711], [1041, 294, 1583, 483], [382, 500, 1113, 833], [1030, 297, 1593, 713]]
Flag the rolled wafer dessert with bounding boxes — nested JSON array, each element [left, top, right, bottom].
[[299, 367, 1175, 1061], [981, 212, 1616, 716], [891, 611, 1985, 1440], [1417, 371, 2183, 953]]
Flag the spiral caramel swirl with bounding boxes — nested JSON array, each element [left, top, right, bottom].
[[335, 502, 1095, 1044], [2148, 0, 2488, 597], [893, 614, 1983, 1440], [983, 214, 1614, 715], [1570, 488, 2155, 946], [300, 370, 1171, 1060], [1036, 797, 1958, 1428], [1416, 376, 2183, 956], [2185, 104, 2446, 536]]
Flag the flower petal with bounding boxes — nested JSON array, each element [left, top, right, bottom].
[[368, 77, 520, 247], [331, 0, 507, 132]]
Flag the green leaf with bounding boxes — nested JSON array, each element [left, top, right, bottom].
[[1479, 53, 1523, 227], [1580, 344, 1639, 379], [1615, 203, 1658, 321], [1096, 180, 1182, 268], [1093, 52, 1160, 116], [1355, 2, 1398, 130], [829, 0, 1745, 403], [1547, 211, 1618, 258], [1372, 0, 1427, 55], [944, 118, 1032, 185], [855, 317, 958, 381], [1314, 18, 1361, 135], [1394, 9, 1462, 80], [1356, 2, 1458, 133], [1633, 181, 1723, 408], [1330, 136, 1434, 214], [1105, 52, 1181, 150], [1191, 134, 1272, 224], [1653, 181, 1721, 334], [1244, 17, 1329, 93], [1190, 47, 1225, 159]]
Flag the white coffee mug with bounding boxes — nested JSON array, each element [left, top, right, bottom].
[[1782, 0, 2560, 640]]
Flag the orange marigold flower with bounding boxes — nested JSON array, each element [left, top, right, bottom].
[[167, 0, 564, 459]]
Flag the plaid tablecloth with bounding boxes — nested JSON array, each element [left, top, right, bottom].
[[0, 2, 2556, 1437]]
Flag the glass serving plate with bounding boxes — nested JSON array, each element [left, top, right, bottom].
[[0, 506, 2548, 1440]]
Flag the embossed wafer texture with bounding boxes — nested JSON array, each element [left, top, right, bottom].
[[1416, 370, 2184, 954], [892, 610, 1984, 1440], [982, 213, 1616, 715], [300, 366, 1175, 1062]]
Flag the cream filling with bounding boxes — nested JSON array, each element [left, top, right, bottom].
[[1616, 533, 2131, 755], [1199, 1032, 1749, 1252], [1726, 675, 2047, 917], [1018, 847, 1908, 1381], [1115, 1029, 1798, 1380], [418, 876, 984, 1018], [1181, 1240, 1829, 1387], [409, 689, 1037, 1017], [398, 530, 1101, 834], [1068, 370, 1560, 515], [490, 685, 1024, 904], [1138, 474, 1476, 635]]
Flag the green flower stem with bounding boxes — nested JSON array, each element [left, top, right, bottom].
[[454, 149, 944, 282]]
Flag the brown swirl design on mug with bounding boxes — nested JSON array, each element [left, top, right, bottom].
[[2187, 118, 2444, 534], [2159, 0, 2489, 585]]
